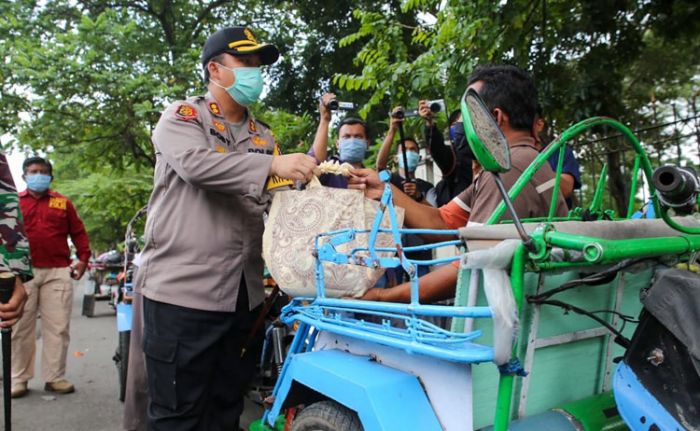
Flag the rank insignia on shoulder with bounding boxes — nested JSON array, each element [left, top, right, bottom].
[[208, 102, 222, 117], [213, 120, 225, 132], [248, 119, 257, 133], [252, 136, 267, 147], [175, 104, 198, 121], [48, 197, 67, 210], [214, 144, 227, 153]]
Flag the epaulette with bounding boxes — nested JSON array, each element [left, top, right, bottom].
[[255, 118, 271, 130]]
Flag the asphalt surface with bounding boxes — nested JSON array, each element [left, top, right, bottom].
[[2, 278, 265, 431], [5, 278, 123, 431]]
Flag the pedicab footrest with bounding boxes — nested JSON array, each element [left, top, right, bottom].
[[282, 298, 495, 364]]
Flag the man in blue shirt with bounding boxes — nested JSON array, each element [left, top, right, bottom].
[[309, 93, 368, 188], [535, 107, 581, 208]]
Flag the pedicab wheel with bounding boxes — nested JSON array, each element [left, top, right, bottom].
[[114, 330, 130, 402], [291, 400, 362, 431]]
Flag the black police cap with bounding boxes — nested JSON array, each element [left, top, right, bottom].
[[201, 27, 280, 67]]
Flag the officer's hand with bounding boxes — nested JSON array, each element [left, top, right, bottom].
[[70, 261, 87, 280], [271, 154, 318, 182], [418, 100, 433, 125], [319, 93, 335, 122], [389, 106, 403, 131], [348, 168, 383, 200], [0, 277, 27, 328], [402, 181, 418, 198]]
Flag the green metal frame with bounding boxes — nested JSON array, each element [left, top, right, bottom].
[[485, 116, 700, 234], [455, 116, 700, 430]]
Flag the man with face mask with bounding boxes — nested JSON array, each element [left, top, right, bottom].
[[376, 107, 434, 204], [135, 27, 317, 430], [309, 92, 369, 188], [11, 156, 91, 398], [350, 65, 568, 304], [375, 112, 435, 284]]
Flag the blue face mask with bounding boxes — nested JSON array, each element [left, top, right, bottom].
[[338, 138, 367, 163], [213, 64, 264, 107], [398, 150, 421, 172], [26, 174, 52, 192]]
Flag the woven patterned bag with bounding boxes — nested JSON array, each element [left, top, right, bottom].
[[263, 178, 403, 298]]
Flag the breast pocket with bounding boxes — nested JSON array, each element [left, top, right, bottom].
[[46, 208, 68, 230]]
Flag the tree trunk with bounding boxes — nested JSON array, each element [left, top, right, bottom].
[[607, 141, 629, 216]]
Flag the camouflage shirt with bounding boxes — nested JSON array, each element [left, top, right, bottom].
[[0, 154, 32, 279]]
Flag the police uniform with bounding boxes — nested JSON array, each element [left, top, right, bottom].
[[135, 26, 288, 430]]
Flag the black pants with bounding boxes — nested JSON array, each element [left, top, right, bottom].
[[142, 284, 261, 431]]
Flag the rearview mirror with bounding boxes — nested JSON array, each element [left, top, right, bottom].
[[460, 88, 511, 173], [459, 87, 536, 251]]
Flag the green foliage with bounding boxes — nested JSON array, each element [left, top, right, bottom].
[[55, 167, 153, 251], [2, 0, 699, 249]]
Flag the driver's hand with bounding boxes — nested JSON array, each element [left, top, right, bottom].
[[360, 288, 384, 301], [348, 168, 383, 200]]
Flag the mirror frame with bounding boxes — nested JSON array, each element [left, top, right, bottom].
[[460, 87, 511, 173]]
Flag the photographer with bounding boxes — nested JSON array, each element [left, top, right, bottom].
[[309, 92, 368, 188], [376, 107, 435, 284], [420, 102, 474, 207], [351, 65, 568, 303], [376, 107, 434, 205]]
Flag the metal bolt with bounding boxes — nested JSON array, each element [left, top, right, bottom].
[[646, 348, 665, 366]]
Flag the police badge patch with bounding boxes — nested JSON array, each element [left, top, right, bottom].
[[213, 120, 225, 132], [175, 104, 198, 121], [208, 102, 222, 117]]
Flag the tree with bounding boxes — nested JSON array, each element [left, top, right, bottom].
[[336, 0, 700, 215]]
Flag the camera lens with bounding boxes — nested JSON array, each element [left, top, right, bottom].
[[430, 102, 442, 113], [327, 99, 339, 110], [392, 109, 405, 120]]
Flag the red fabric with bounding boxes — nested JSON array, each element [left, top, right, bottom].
[[438, 200, 471, 268], [438, 199, 471, 230], [19, 190, 91, 268]]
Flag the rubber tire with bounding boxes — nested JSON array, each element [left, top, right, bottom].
[[116, 330, 130, 402], [291, 400, 363, 431]]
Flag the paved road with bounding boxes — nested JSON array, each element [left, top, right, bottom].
[[2, 278, 264, 431], [6, 278, 123, 431]]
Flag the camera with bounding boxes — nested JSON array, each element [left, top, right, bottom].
[[326, 99, 355, 111], [390, 99, 447, 119], [391, 108, 418, 119], [426, 99, 446, 114]]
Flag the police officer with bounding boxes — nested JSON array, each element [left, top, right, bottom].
[[135, 26, 317, 430]]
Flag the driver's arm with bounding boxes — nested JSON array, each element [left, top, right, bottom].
[[362, 264, 459, 303]]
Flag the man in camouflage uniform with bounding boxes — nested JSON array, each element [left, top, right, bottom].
[[0, 154, 31, 332], [135, 26, 317, 430]]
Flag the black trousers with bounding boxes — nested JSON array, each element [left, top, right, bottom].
[[142, 283, 261, 431]]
